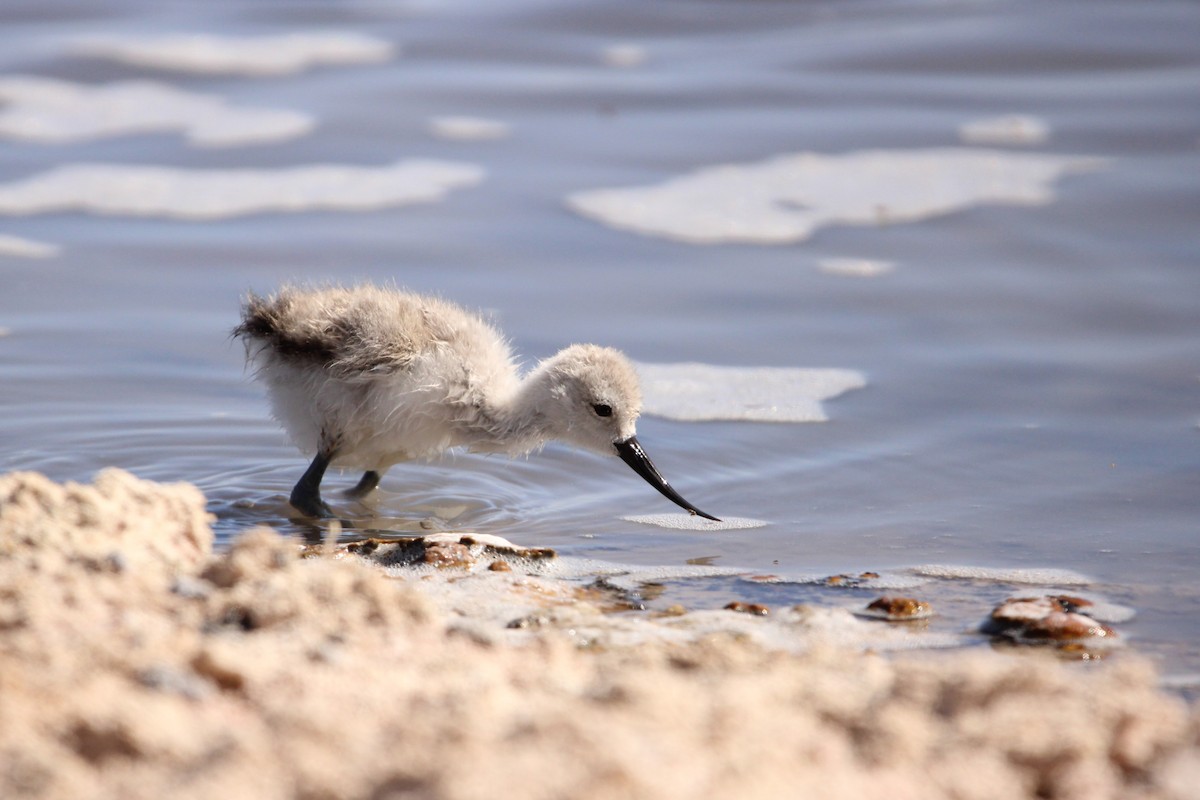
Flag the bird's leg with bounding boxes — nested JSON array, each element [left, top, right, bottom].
[[290, 450, 334, 518], [345, 470, 382, 500]]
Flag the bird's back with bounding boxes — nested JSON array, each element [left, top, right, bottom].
[[238, 285, 426, 375], [235, 284, 521, 464]]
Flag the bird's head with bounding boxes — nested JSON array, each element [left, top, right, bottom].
[[534, 345, 719, 521]]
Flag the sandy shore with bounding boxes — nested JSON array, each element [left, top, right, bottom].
[[1, 469, 1197, 800]]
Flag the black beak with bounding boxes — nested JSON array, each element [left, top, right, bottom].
[[614, 436, 720, 522]]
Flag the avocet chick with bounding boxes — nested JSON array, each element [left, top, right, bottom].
[[234, 284, 719, 521]]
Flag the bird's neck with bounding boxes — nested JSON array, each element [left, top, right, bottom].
[[474, 359, 561, 455]]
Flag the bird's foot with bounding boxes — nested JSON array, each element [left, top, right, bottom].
[[344, 470, 382, 500], [289, 487, 334, 518], [290, 451, 337, 518]]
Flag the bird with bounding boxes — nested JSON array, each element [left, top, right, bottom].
[[233, 284, 719, 521]]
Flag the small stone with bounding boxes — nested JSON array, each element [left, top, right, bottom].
[[1050, 594, 1093, 612], [983, 595, 1118, 646], [1024, 611, 1114, 642], [422, 541, 473, 569], [488, 560, 512, 572], [991, 596, 1056, 623], [865, 596, 933, 620], [724, 601, 769, 616], [345, 539, 381, 557]]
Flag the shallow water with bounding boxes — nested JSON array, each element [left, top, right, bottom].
[[1, 1, 1198, 675]]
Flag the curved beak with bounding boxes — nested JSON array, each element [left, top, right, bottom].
[[614, 436, 720, 522]]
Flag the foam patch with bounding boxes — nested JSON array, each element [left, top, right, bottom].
[[959, 114, 1050, 146], [911, 564, 1091, 586], [622, 514, 768, 531], [601, 43, 648, 68], [0, 233, 59, 259], [817, 257, 895, 277], [75, 32, 394, 76], [567, 147, 1104, 244], [0, 160, 484, 220], [376, 548, 965, 654], [635, 362, 866, 422], [741, 571, 929, 591], [0, 76, 312, 147], [429, 116, 511, 141]]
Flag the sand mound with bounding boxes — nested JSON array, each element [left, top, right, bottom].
[[0, 468, 211, 572], [1, 470, 1197, 800]]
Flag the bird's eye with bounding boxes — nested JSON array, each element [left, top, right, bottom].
[[592, 403, 613, 418]]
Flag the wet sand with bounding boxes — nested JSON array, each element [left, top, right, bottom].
[[1, 469, 1197, 800]]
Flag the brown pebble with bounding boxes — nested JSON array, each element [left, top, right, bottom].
[[660, 604, 687, 617], [991, 597, 1057, 623], [724, 601, 769, 616], [344, 539, 381, 557], [487, 560, 512, 572], [1050, 594, 1093, 612], [824, 572, 881, 588], [985, 594, 1117, 645], [866, 596, 932, 619], [422, 542, 473, 569], [1024, 611, 1114, 641]]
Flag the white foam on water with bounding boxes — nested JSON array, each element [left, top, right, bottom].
[[622, 513, 768, 531], [649, 605, 966, 653], [0, 233, 59, 258], [0, 160, 485, 220], [853, 603, 936, 622], [0, 76, 312, 147], [634, 361, 866, 422], [562, 562, 750, 593], [912, 564, 1092, 586], [959, 114, 1050, 146], [601, 43, 648, 68], [74, 32, 395, 76], [755, 572, 930, 591], [566, 147, 1105, 244], [1080, 599, 1137, 624], [382, 553, 966, 653], [817, 257, 895, 278], [428, 116, 511, 142]]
